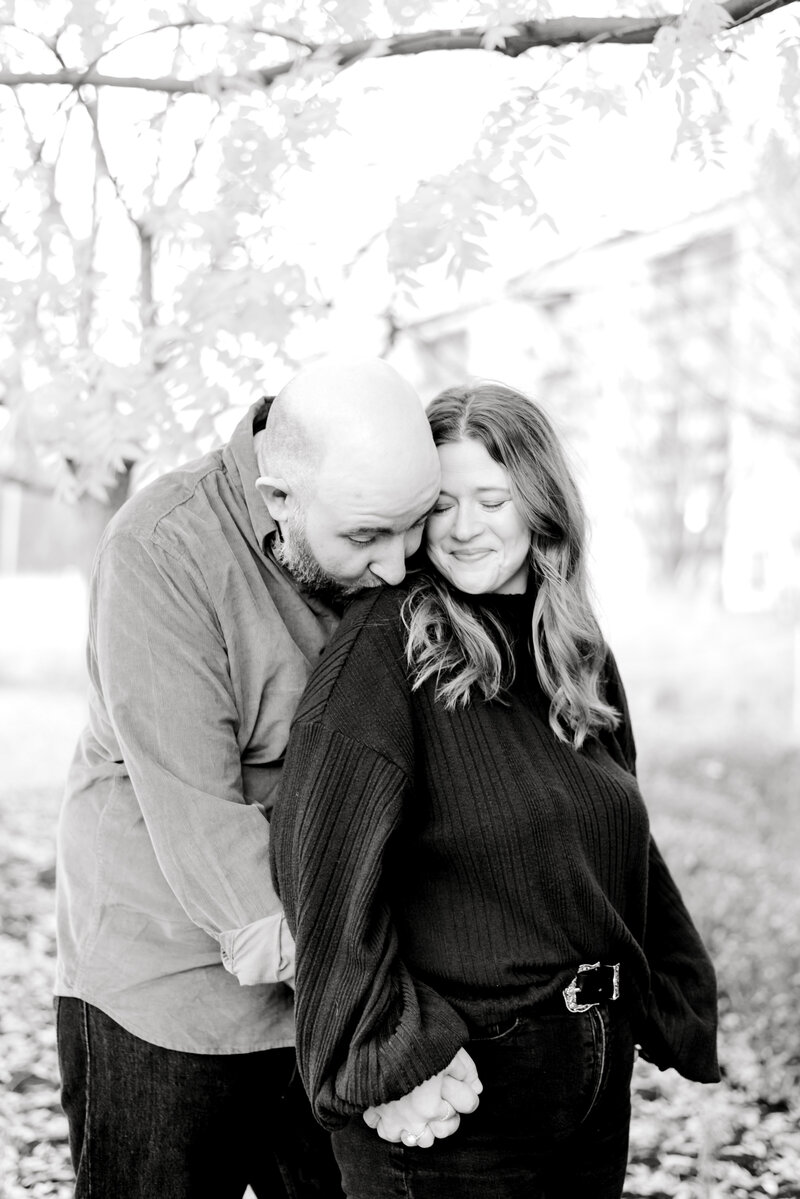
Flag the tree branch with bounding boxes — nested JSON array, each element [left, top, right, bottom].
[[0, 1, 794, 95], [78, 19, 318, 83], [0, 19, 63, 62], [77, 91, 141, 231], [735, 404, 800, 439], [159, 104, 224, 212], [0, 67, 269, 93]]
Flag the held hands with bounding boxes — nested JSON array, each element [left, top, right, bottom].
[[362, 1047, 482, 1149]]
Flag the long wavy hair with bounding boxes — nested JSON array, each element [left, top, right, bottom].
[[401, 382, 619, 748]]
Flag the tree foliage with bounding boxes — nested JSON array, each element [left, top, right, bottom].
[[0, 0, 798, 500]]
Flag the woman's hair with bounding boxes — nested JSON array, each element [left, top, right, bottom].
[[401, 381, 619, 748]]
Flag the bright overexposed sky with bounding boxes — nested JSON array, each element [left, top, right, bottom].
[[1, 3, 796, 402]]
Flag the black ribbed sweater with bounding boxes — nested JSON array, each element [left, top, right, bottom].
[[270, 584, 719, 1130]]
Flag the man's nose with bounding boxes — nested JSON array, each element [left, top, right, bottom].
[[370, 539, 407, 586]]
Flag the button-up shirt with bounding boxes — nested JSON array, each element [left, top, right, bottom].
[[55, 400, 338, 1053]]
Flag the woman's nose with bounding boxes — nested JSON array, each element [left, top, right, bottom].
[[452, 504, 481, 541]]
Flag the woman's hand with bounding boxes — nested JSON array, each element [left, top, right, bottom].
[[362, 1048, 482, 1148]]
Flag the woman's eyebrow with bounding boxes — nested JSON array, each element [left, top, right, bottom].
[[436, 486, 510, 497]]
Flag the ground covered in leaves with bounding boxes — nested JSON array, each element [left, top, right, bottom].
[[1, 585, 799, 1197], [2, 719, 798, 1197]]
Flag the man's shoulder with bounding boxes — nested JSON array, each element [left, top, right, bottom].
[[100, 446, 231, 558]]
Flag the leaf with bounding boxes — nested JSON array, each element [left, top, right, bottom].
[[481, 24, 520, 52], [8, 1071, 52, 1094]]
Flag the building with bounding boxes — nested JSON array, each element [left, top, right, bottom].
[[390, 197, 800, 613]]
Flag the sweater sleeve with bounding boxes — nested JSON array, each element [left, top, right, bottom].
[[270, 720, 469, 1130], [638, 839, 721, 1082], [600, 646, 720, 1083]]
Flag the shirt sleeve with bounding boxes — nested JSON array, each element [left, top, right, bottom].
[[219, 914, 295, 986], [90, 529, 289, 986], [270, 721, 469, 1130]]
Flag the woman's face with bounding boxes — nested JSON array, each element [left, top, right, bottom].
[[425, 438, 531, 595]]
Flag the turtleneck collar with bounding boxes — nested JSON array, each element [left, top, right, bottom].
[[449, 583, 536, 624]]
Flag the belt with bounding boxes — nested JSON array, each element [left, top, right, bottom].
[[562, 962, 620, 1013], [465, 962, 622, 1038]]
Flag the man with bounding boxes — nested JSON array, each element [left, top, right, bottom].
[[55, 358, 476, 1198]]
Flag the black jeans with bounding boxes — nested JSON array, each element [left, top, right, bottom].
[[56, 997, 344, 1199], [332, 1001, 635, 1199]]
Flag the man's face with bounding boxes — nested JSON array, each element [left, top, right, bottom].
[[273, 507, 379, 602], [275, 457, 441, 602]]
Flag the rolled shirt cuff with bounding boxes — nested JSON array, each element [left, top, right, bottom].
[[219, 912, 295, 986]]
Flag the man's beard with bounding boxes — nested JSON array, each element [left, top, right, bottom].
[[272, 510, 380, 604]]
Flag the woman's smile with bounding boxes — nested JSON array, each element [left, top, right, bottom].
[[426, 439, 531, 595]]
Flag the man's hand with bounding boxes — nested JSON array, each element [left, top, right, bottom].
[[362, 1048, 482, 1148]]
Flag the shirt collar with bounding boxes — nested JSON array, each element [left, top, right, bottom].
[[223, 397, 276, 553]]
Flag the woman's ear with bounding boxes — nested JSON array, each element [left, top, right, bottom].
[[255, 475, 291, 523]]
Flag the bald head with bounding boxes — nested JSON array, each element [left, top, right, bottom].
[[255, 357, 440, 598], [259, 357, 433, 492]]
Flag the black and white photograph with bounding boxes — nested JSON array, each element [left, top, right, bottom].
[[1, 2, 799, 1196]]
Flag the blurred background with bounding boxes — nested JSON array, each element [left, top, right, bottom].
[[1, 1, 799, 1195]]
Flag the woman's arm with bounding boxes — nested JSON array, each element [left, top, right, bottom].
[[271, 719, 470, 1130], [600, 646, 720, 1083], [639, 838, 721, 1083]]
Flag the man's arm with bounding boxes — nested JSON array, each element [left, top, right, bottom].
[[90, 529, 290, 985]]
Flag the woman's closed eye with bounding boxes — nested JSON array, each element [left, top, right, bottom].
[[431, 499, 507, 514]]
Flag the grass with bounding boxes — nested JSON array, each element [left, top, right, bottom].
[[1, 578, 799, 1197], [625, 750, 800, 1197], [609, 591, 800, 1197]]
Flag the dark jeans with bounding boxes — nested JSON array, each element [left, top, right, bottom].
[[56, 997, 344, 1199], [332, 1001, 635, 1199]]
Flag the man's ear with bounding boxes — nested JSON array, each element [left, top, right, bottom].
[[255, 475, 292, 523]]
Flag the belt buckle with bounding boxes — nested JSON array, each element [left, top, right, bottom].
[[562, 962, 620, 1013]]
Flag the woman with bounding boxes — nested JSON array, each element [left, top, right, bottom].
[[270, 382, 719, 1198]]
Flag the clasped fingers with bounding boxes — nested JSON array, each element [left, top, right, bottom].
[[363, 1075, 460, 1145]]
